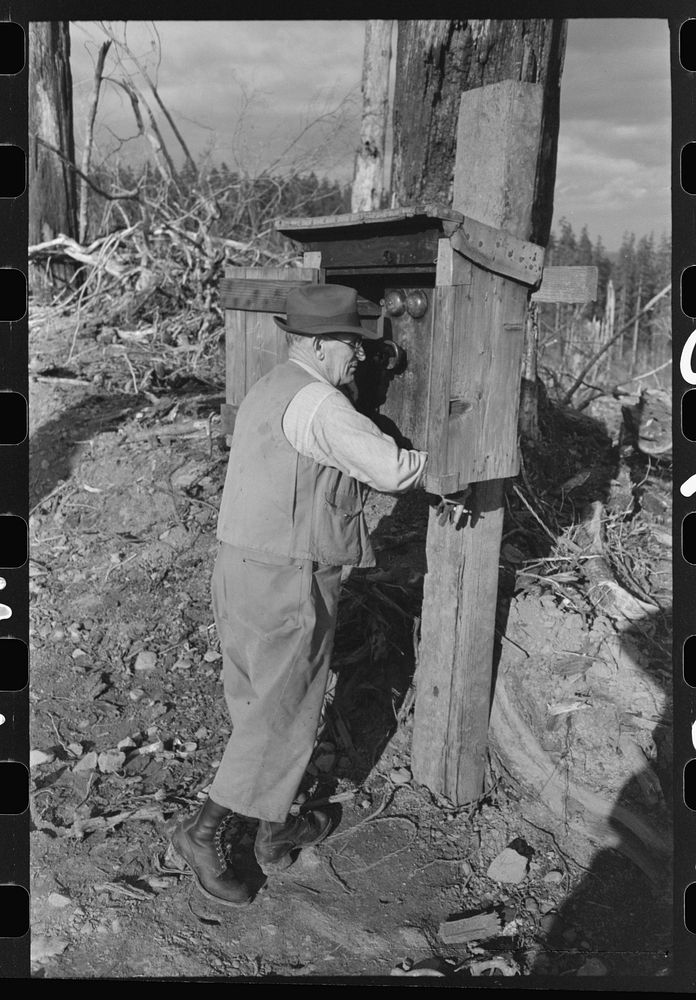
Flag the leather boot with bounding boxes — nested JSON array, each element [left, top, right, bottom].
[[255, 809, 331, 873], [171, 797, 252, 906]]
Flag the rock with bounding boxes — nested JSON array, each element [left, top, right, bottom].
[[143, 875, 178, 892], [203, 649, 222, 662], [67, 742, 84, 758], [543, 869, 564, 885], [390, 766, 412, 786], [194, 727, 209, 739], [181, 741, 198, 753], [486, 847, 529, 884], [129, 688, 146, 701], [576, 958, 608, 976], [134, 650, 157, 672], [397, 926, 430, 950], [30, 749, 55, 768], [117, 737, 137, 751], [173, 658, 192, 670], [73, 751, 98, 772], [97, 750, 126, 774], [71, 648, 88, 660], [47, 892, 72, 909], [524, 896, 539, 914], [31, 935, 69, 968]]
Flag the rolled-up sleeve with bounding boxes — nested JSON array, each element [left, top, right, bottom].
[[282, 382, 427, 493]]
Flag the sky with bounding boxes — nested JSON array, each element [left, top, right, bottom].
[[68, 19, 671, 252]]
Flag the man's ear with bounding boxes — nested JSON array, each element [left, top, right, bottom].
[[313, 336, 325, 359]]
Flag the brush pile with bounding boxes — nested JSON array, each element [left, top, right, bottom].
[[28, 180, 305, 394]]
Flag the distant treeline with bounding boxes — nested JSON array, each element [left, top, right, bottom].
[[543, 218, 671, 352]]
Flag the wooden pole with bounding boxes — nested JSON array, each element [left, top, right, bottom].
[[412, 79, 558, 802], [630, 280, 642, 375]]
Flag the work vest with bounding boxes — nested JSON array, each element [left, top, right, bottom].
[[216, 362, 376, 568]]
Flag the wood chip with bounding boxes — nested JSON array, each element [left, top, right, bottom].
[[438, 909, 502, 944]]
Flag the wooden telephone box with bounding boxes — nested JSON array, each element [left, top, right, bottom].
[[220, 203, 546, 494]]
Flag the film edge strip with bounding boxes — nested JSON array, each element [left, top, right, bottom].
[[675, 13, 696, 986], [0, 14, 30, 977]]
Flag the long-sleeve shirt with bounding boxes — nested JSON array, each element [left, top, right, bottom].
[[281, 359, 427, 493]]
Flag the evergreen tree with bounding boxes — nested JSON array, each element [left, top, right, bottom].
[[577, 224, 593, 265]]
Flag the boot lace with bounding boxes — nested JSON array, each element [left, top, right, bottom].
[[213, 817, 229, 874]]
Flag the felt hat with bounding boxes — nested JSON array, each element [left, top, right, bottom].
[[273, 284, 381, 340]]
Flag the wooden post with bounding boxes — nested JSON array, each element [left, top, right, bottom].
[[412, 80, 554, 803]]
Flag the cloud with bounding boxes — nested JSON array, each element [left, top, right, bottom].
[[552, 132, 669, 244], [551, 19, 670, 245], [69, 19, 670, 248], [71, 20, 364, 175]]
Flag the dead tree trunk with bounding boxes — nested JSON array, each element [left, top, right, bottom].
[[352, 20, 393, 213], [393, 19, 567, 803], [78, 40, 111, 244], [29, 21, 78, 295], [391, 19, 565, 245]]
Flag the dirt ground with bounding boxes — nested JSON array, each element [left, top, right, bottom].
[[28, 308, 672, 981]]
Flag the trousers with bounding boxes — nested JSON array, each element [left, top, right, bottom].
[[208, 542, 342, 823]]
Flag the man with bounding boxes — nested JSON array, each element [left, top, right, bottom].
[[172, 284, 428, 906]]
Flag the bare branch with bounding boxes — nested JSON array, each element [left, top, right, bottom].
[[33, 134, 140, 201], [117, 78, 178, 188], [560, 283, 672, 406], [99, 22, 198, 176]]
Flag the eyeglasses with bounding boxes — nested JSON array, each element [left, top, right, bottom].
[[334, 337, 365, 357]]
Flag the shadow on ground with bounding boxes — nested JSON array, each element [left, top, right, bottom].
[[30, 389, 144, 511]]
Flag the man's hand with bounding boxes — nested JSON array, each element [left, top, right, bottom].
[[434, 487, 472, 528]]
